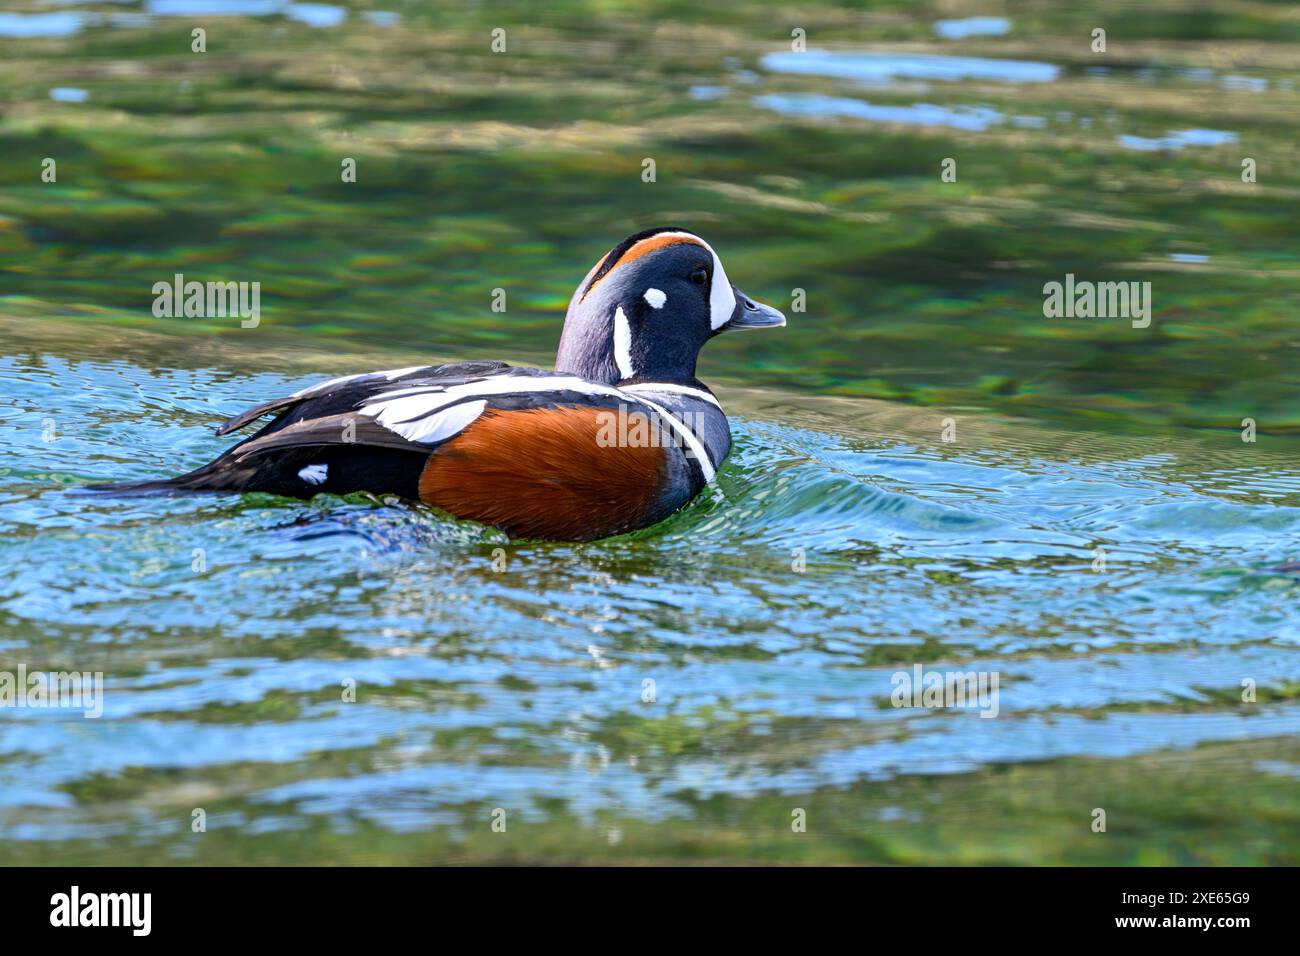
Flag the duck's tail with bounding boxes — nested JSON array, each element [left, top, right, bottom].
[[84, 477, 194, 494], [85, 458, 253, 495]]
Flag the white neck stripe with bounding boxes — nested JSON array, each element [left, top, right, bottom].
[[613, 306, 635, 379]]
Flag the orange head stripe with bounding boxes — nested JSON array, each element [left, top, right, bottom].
[[418, 405, 667, 541], [581, 235, 705, 301]]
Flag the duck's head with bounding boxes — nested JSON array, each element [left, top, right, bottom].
[[555, 227, 785, 386]]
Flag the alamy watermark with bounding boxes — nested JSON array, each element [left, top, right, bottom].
[[891, 664, 1000, 718], [1043, 273, 1151, 328], [50, 886, 150, 936], [595, 405, 708, 458], [0, 664, 104, 718], [152, 273, 260, 328]]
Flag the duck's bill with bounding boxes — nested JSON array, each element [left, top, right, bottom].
[[725, 288, 787, 330]]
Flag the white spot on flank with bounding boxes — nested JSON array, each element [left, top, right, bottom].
[[298, 464, 328, 485], [613, 306, 635, 379], [644, 288, 667, 309]]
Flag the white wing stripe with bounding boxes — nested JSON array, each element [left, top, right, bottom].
[[382, 365, 430, 380], [291, 365, 432, 399], [291, 372, 362, 398], [363, 398, 487, 444], [362, 375, 627, 408], [360, 376, 633, 446]]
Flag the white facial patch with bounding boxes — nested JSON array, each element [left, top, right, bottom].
[[643, 288, 667, 309], [643, 230, 736, 329], [613, 306, 635, 379], [705, 252, 736, 330], [298, 464, 328, 485]]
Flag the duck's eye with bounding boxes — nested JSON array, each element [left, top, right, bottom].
[[690, 268, 709, 286]]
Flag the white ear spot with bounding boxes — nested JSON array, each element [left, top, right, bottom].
[[644, 288, 667, 309], [298, 464, 328, 485], [613, 306, 635, 379]]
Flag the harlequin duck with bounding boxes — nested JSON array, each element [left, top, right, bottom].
[[93, 227, 785, 540]]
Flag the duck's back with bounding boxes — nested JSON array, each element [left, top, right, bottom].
[[94, 363, 726, 540]]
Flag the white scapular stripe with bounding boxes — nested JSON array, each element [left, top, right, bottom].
[[370, 375, 627, 405], [298, 464, 328, 485], [382, 365, 430, 380], [362, 398, 486, 445], [291, 373, 358, 398], [643, 288, 667, 309], [620, 382, 722, 409], [613, 306, 635, 379], [647, 231, 736, 330], [358, 375, 631, 445]]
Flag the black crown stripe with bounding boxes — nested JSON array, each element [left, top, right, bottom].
[[580, 226, 695, 300]]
